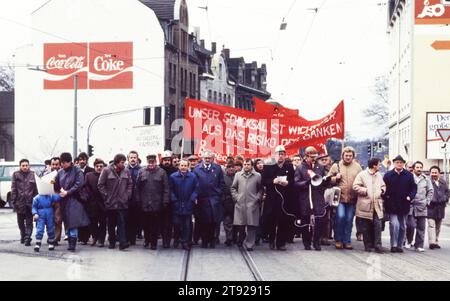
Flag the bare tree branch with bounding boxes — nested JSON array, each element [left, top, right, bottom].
[[363, 75, 388, 125], [0, 65, 14, 92]]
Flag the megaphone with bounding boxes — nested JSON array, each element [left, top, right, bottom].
[[307, 170, 323, 187]]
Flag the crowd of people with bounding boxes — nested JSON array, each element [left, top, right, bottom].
[[10, 145, 449, 254]]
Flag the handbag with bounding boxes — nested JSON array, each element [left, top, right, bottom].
[[324, 162, 342, 207]]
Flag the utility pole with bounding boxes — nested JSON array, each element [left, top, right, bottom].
[[73, 74, 78, 160]]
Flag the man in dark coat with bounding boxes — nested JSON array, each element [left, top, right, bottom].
[[169, 159, 199, 250], [262, 146, 295, 251], [11, 159, 38, 246], [136, 154, 170, 250], [223, 163, 236, 246], [76, 152, 95, 244], [383, 155, 417, 253], [159, 150, 178, 248], [82, 159, 107, 247], [54, 153, 90, 252], [126, 151, 142, 245], [294, 147, 330, 251], [98, 154, 132, 250], [193, 151, 225, 248], [428, 166, 450, 249]]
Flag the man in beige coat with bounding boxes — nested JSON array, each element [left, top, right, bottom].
[[353, 158, 386, 254], [231, 159, 263, 251], [328, 146, 362, 249]]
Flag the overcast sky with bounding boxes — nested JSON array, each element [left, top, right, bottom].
[[0, 0, 389, 140]]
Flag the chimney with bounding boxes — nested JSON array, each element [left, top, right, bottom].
[[200, 39, 205, 48], [223, 48, 230, 59], [211, 42, 216, 54]]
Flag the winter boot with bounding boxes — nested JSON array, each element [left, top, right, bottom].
[[67, 237, 76, 252], [34, 241, 41, 252]]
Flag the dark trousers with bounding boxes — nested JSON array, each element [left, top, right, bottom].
[[264, 210, 289, 248], [143, 211, 160, 247], [78, 226, 90, 243], [126, 204, 142, 244], [360, 213, 382, 249], [192, 215, 201, 243], [106, 210, 127, 245], [89, 211, 107, 244], [160, 207, 173, 247], [313, 215, 327, 245], [17, 211, 33, 241], [199, 222, 216, 245], [173, 215, 191, 243], [53, 203, 63, 242], [299, 215, 312, 246], [406, 214, 426, 248]]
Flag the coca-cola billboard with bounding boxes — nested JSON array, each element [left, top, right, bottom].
[[44, 43, 88, 89], [43, 42, 133, 89]]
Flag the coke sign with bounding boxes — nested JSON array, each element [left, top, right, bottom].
[[89, 42, 133, 89], [44, 43, 88, 89], [43, 42, 133, 90]]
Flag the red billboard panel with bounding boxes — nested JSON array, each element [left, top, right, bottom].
[[44, 43, 88, 89]]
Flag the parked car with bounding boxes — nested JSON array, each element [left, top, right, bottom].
[[0, 162, 45, 208]]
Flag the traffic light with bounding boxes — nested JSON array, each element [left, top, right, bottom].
[[373, 142, 378, 153], [143, 107, 151, 125], [88, 144, 94, 157], [367, 144, 372, 157]]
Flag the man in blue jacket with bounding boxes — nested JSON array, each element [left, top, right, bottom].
[[383, 155, 417, 253], [193, 151, 225, 248], [170, 159, 199, 250]]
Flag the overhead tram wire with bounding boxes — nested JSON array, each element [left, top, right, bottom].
[[280, 0, 328, 98]]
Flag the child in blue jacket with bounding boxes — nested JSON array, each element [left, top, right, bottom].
[[32, 194, 61, 251]]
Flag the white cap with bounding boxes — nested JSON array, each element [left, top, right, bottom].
[[275, 145, 286, 153], [161, 150, 173, 159]]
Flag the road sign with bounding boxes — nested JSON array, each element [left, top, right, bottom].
[[437, 128, 450, 142], [439, 142, 450, 154]]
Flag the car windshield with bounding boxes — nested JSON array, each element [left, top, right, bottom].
[[2, 165, 45, 177]]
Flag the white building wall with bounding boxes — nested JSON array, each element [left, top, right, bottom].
[[199, 53, 235, 107], [14, 0, 165, 163]]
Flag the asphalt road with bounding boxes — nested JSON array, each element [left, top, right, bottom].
[[1, 208, 449, 281]]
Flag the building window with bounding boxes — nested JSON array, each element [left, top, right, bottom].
[[173, 65, 176, 89], [213, 91, 217, 103], [219, 93, 222, 103], [224, 94, 227, 104], [208, 90, 212, 101], [180, 68, 184, 91], [184, 69, 187, 93], [219, 63, 223, 80], [193, 74, 196, 96]]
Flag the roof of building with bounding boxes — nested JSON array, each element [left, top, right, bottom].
[[0, 91, 14, 122], [139, 0, 176, 21]]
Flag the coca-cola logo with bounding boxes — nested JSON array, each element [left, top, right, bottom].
[[46, 55, 86, 71], [43, 42, 133, 90], [93, 55, 124, 72]]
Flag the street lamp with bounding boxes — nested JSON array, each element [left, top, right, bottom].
[[28, 66, 79, 159], [73, 74, 78, 160]]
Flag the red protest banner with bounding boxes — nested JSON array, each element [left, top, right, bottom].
[[183, 98, 344, 161], [253, 97, 301, 118]]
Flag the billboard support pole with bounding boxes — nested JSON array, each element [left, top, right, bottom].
[[73, 74, 78, 160]]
